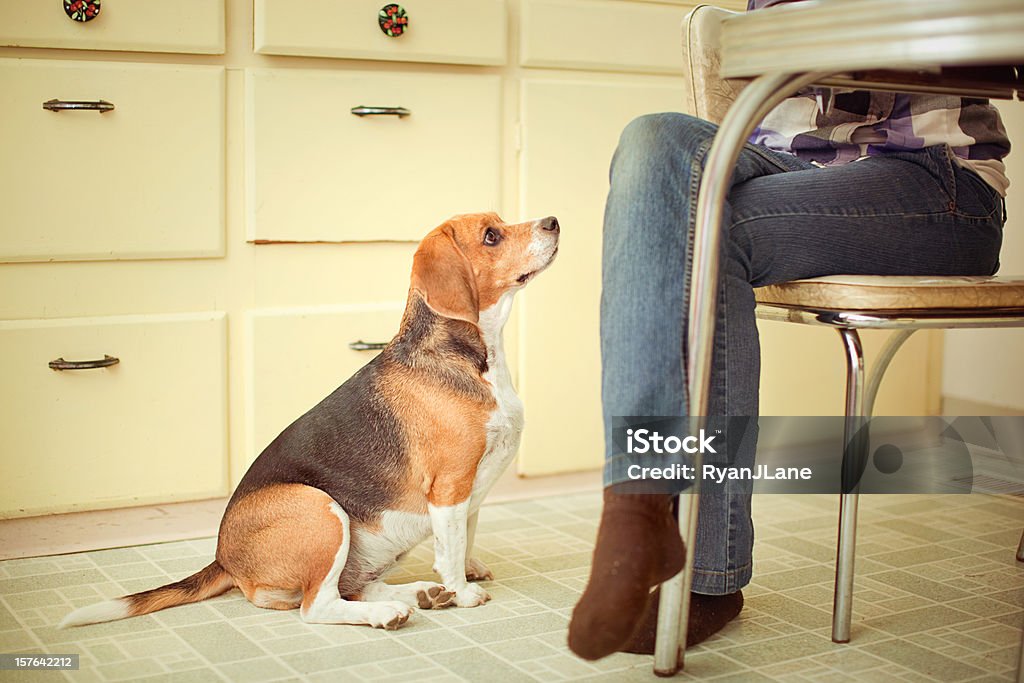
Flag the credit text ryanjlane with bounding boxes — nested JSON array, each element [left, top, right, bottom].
[[627, 464, 813, 483]]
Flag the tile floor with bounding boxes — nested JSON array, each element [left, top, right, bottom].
[[0, 492, 1022, 682]]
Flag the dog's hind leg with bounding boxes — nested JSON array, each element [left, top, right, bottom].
[[356, 581, 455, 610], [297, 499, 412, 629], [219, 484, 412, 629]]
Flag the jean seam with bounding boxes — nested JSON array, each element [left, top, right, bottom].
[[726, 496, 736, 592], [721, 268, 735, 587], [938, 145, 958, 206], [730, 208, 953, 228], [692, 563, 752, 577], [950, 208, 1000, 221], [693, 560, 752, 595], [684, 137, 716, 414]]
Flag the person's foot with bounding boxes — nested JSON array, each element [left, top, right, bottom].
[[621, 587, 744, 655], [567, 488, 685, 661]]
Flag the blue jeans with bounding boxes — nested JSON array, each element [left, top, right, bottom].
[[601, 113, 1005, 594]]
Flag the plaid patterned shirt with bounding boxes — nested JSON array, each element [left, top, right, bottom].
[[746, 0, 1011, 195]]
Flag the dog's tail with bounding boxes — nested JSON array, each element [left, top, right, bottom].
[[60, 560, 234, 628]]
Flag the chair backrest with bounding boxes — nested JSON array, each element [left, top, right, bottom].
[[681, 5, 745, 125]]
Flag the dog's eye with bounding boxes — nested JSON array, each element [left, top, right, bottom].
[[483, 228, 502, 246]]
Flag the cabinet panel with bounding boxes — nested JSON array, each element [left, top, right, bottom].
[[521, 0, 748, 74], [0, 59, 225, 263], [245, 303, 405, 480], [521, 0, 689, 74], [0, 0, 224, 54], [247, 69, 501, 243], [518, 77, 685, 476], [0, 313, 228, 518], [256, 0, 506, 66]]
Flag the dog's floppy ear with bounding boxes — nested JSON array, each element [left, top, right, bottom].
[[411, 226, 480, 325]]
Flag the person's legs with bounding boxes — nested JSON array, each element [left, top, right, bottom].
[[570, 113, 808, 660], [692, 145, 1004, 598], [570, 112, 1004, 660]]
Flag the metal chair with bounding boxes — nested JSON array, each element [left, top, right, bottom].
[[655, 3, 1024, 675], [753, 275, 1024, 646]]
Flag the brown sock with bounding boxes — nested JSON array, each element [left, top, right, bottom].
[[621, 587, 744, 655], [567, 488, 686, 661]]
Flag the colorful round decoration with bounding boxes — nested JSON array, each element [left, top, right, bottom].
[[378, 4, 409, 37], [63, 0, 101, 22]]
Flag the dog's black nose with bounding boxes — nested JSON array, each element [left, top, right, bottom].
[[540, 216, 560, 233]]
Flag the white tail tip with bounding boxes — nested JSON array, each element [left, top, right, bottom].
[[59, 599, 130, 628]]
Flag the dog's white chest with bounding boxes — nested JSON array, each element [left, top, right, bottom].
[[476, 362, 523, 495], [472, 296, 524, 509]]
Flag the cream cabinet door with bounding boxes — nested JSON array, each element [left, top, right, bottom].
[[518, 79, 937, 477], [0, 312, 228, 518], [247, 69, 501, 243], [521, 0, 748, 74], [518, 77, 686, 476], [0, 59, 225, 263], [243, 303, 405, 482]]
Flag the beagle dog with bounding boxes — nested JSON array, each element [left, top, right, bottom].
[[61, 212, 559, 630]]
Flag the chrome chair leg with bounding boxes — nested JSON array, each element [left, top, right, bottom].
[[653, 68, 829, 676], [653, 493, 698, 677], [650, 69, 825, 676], [834, 328, 865, 644]]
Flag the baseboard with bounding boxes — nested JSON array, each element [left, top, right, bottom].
[[0, 497, 229, 561], [941, 396, 1024, 416], [0, 467, 603, 561]]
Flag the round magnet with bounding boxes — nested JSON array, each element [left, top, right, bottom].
[[379, 4, 409, 37], [63, 0, 100, 22]]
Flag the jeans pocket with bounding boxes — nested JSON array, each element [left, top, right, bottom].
[[952, 162, 1002, 221]]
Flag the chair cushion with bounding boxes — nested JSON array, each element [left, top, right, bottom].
[[754, 275, 1024, 311]]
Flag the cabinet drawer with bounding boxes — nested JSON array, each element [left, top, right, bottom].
[[247, 69, 500, 242], [0, 0, 224, 54], [0, 312, 228, 518], [0, 59, 225, 263], [521, 0, 692, 74], [255, 0, 506, 66], [245, 304, 404, 475]]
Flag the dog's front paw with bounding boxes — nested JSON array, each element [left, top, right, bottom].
[[416, 584, 456, 610], [368, 601, 413, 630], [465, 557, 494, 582], [453, 582, 491, 608]]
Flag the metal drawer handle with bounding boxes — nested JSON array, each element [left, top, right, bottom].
[[43, 99, 115, 113], [48, 354, 120, 371], [350, 106, 410, 118], [349, 340, 387, 352]]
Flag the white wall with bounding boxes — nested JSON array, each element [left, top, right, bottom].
[[941, 101, 1024, 411]]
